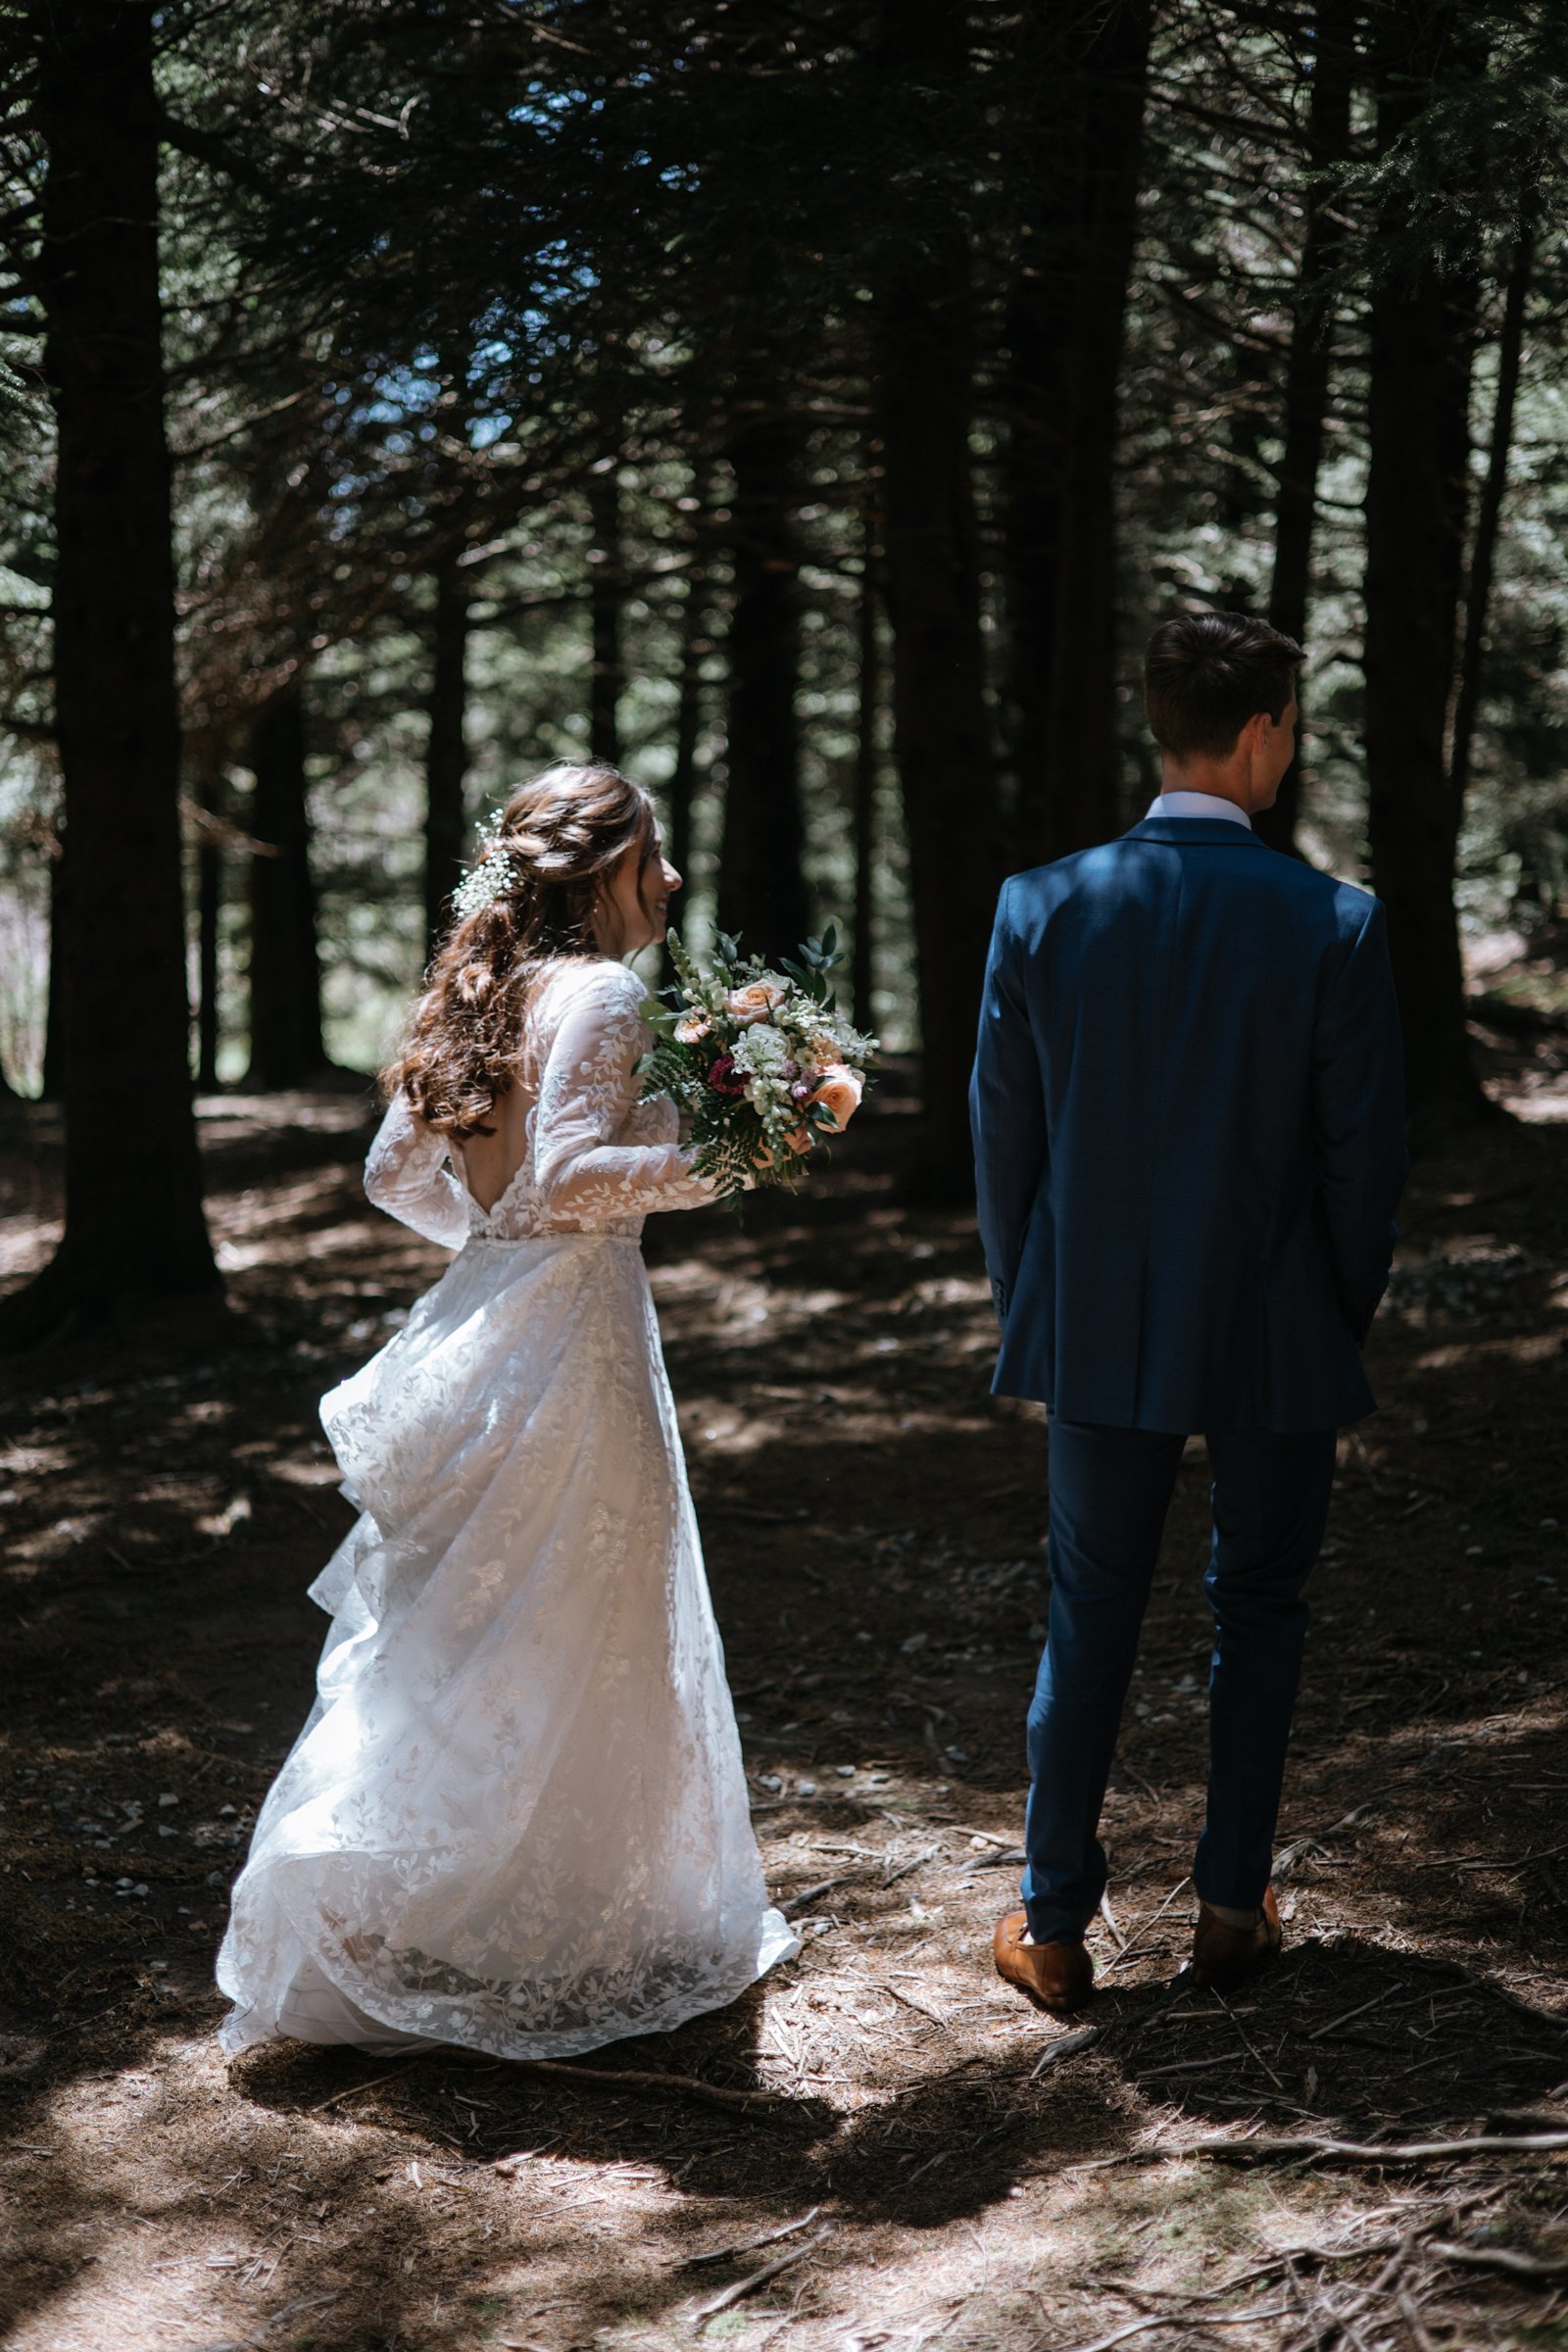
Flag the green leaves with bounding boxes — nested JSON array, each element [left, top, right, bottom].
[[778, 923, 843, 1007]]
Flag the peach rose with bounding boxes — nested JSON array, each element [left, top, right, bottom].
[[808, 1062, 863, 1133], [674, 1010, 711, 1044], [725, 979, 788, 1025]]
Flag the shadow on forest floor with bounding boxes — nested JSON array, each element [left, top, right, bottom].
[[1, 1021, 1566, 2351]]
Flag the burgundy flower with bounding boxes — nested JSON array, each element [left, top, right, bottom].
[[708, 1052, 748, 1098]]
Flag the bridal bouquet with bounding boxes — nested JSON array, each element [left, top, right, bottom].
[[639, 926, 878, 1198]]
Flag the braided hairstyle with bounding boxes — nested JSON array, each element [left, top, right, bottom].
[[385, 760, 657, 1140]]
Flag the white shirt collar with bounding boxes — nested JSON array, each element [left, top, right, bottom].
[[1145, 790, 1252, 830]]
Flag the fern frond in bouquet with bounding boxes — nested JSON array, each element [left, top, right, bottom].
[[638, 924, 878, 1201]]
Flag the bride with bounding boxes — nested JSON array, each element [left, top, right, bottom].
[[217, 761, 798, 2059]]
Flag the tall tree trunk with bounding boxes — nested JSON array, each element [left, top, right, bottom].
[[195, 760, 223, 1091], [717, 403, 808, 953], [246, 677, 325, 1090], [587, 459, 624, 766], [666, 546, 710, 897], [41, 830, 66, 1102], [424, 544, 470, 958], [1004, 0, 1152, 867], [1, 0, 218, 1342], [1363, 10, 1489, 1137], [1447, 221, 1532, 812], [852, 516, 881, 1034], [875, 0, 1000, 1199], [1256, 0, 1357, 856]]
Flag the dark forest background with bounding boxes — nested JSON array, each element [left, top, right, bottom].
[[1, 0, 1565, 1343]]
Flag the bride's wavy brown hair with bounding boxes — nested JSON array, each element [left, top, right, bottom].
[[385, 761, 657, 1141]]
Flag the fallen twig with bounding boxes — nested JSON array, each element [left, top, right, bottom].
[[1183, 2129, 1568, 2166], [1307, 1983, 1411, 2042], [1275, 1797, 1385, 1878], [1045, 2306, 1288, 2352], [1098, 2225, 1434, 2304], [687, 2227, 830, 2323], [882, 1846, 938, 1887], [680, 2207, 821, 2269], [307, 2058, 425, 2113], [1214, 1988, 1285, 2088], [1430, 2239, 1568, 2281], [1134, 2052, 1243, 2082], [1030, 2025, 1103, 2080], [1396, 2288, 1440, 2352], [1458, 1838, 1568, 1874], [1104, 1877, 1193, 1973], [960, 1844, 1027, 1874], [1074, 2125, 1568, 2173], [512, 2057, 796, 2117], [779, 1873, 859, 1917], [885, 1982, 950, 2029]]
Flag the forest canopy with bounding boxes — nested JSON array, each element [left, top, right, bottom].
[[1, 0, 1565, 1337]]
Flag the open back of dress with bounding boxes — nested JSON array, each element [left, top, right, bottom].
[[358, 956, 716, 1245]]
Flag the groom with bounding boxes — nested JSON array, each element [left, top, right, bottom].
[[970, 611, 1408, 2014]]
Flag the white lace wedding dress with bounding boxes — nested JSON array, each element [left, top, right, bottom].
[[217, 956, 797, 2059]]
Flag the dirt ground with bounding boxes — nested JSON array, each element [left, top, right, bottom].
[[1, 1005, 1566, 2352]]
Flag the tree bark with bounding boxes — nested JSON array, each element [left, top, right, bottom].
[[1363, 8, 1490, 1136], [587, 459, 624, 767], [1447, 222, 1532, 813], [41, 832, 66, 1102], [195, 761, 223, 1091], [246, 676, 325, 1090], [424, 545, 470, 958], [1, 0, 218, 1342], [1256, 0, 1357, 856], [875, 0, 1000, 1198], [851, 517, 881, 1035], [717, 403, 808, 955], [1004, 0, 1152, 867], [666, 548, 710, 898]]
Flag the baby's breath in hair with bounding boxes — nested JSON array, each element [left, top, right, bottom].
[[450, 825, 519, 921]]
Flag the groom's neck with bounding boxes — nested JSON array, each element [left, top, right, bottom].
[[1159, 751, 1255, 815]]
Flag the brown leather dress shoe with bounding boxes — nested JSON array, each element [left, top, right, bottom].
[[1190, 1886, 1283, 1991], [993, 1910, 1094, 2015]]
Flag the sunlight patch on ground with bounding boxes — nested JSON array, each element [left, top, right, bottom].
[[0, 1213, 61, 1279], [1415, 1329, 1565, 1369]]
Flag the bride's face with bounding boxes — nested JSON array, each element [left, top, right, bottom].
[[598, 829, 681, 956]]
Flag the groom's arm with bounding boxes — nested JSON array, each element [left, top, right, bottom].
[[969, 878, 1048, 1325], [1310, 895, 1409, 1346]]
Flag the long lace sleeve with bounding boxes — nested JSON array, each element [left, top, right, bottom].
[[534, 964, 719, 1223], [364, 1092, 471, 1249]]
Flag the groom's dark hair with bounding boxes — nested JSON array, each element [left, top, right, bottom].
[[1144, 612, 1302, 760]]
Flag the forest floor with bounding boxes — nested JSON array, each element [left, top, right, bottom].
[[1, 994, 1567, 2352]]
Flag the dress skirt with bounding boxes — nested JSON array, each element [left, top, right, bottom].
[[217, 1233, 796, 2058]]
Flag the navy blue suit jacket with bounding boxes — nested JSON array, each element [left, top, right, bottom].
[[969, 816, 1409, 1432]]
